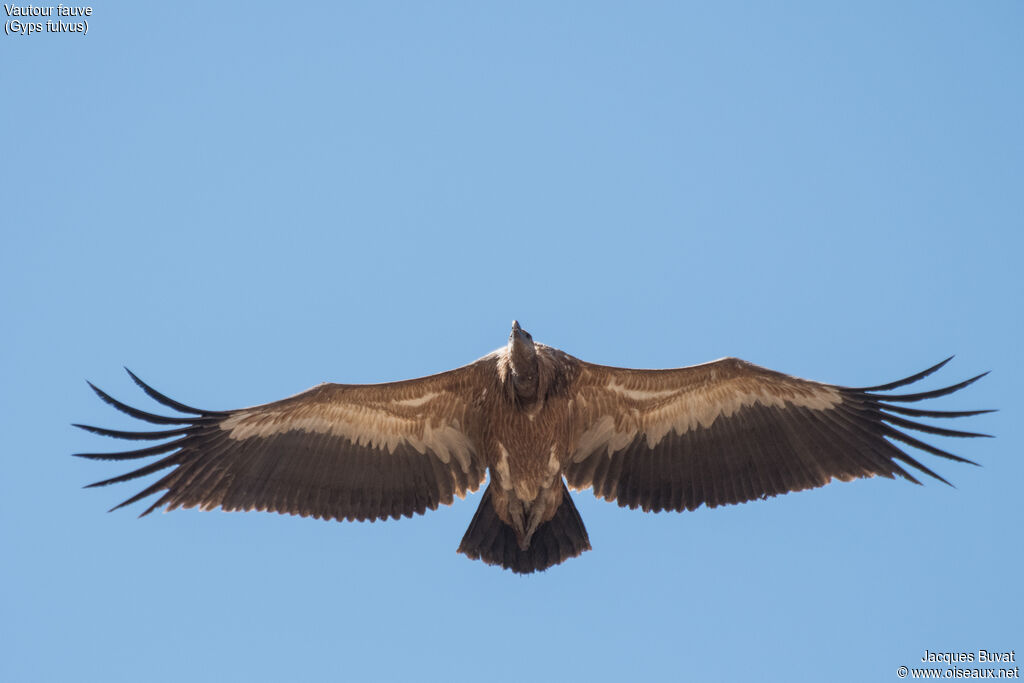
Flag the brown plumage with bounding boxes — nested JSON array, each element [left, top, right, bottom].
[[75, 321, 992, 574]]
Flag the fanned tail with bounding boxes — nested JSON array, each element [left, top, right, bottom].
[[457, 482, 591, 574]]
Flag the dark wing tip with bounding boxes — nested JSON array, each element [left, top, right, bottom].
[[852, 356, 955, 392], [871, 371, 990, 403], [123, 368, 222, 416], [835, 359, 991, 488], [71, 437, 186, 461], [104, 483, 170, 514], [880, 413, 994, 440], [72, 423, 195, 440], [84, 381, 206, 425], [881, 405, 997, 419]]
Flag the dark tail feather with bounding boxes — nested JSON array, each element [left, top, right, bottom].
[[457, 482, 591, 574]]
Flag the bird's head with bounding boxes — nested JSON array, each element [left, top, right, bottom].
[[508, 320, 539, 400]]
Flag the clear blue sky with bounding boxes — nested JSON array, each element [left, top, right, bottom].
[[2, 3, 1020, 682]]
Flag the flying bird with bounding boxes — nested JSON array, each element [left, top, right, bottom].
[[75, 322, 991, 574]]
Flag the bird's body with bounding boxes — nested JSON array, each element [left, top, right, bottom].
[[480, 336, 581, 554], [75, 322, 991, 573]]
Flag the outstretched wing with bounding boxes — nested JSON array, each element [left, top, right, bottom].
[[564, 357, 991, 512], [75, 361, 494, 522]]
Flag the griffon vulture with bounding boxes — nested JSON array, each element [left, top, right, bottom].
[[74, 322, 991, 573]]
